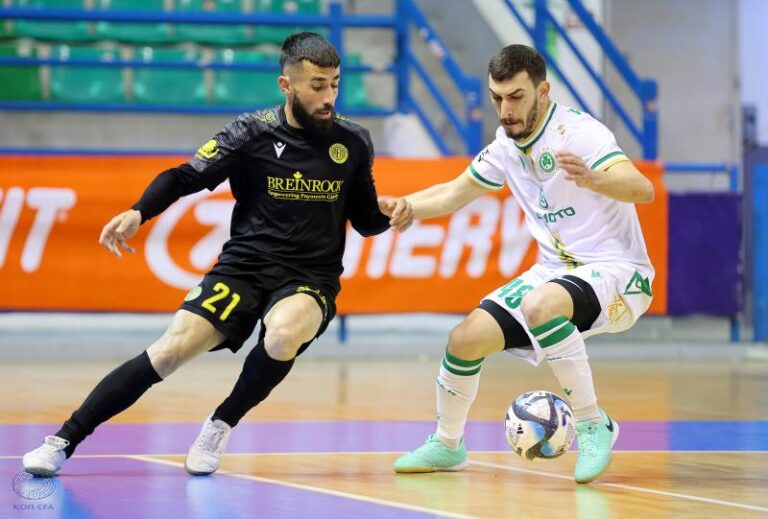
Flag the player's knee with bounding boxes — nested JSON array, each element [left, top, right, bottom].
[[148, 345, 183, 378], [149, 330, 193, 377], [447, 323, 486, 361], [264, 324, 303, 361], [520, 291, 556, 328]]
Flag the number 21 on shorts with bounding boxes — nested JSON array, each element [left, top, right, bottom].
[[201, 282, 241, 321]]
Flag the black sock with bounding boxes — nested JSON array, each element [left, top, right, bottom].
[[213, 336, 295, 428], [56, 351, 162, 457]]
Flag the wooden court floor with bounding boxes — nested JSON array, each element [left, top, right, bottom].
[[1, 354, 767, 518]]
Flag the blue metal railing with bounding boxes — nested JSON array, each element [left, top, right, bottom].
[[665, 162, 740, 192], [0, 1, 482, 154], [501, 0, 658, 160]]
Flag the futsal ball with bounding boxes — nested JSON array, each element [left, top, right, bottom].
[[504, 390, 576, 461]]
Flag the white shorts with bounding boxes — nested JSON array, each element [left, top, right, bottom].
[[482, 262, 654, 366]]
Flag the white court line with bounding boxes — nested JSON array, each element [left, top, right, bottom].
[[470, 460, 768, 514], [5, 451, 766, 513], [127, 454, 475, 519], [2, 449, 767, 460]]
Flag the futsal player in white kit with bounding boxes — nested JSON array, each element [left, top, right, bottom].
[[380, 44, 655, 483]]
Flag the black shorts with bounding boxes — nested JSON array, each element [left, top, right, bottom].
[[180, 272, 337, 353]]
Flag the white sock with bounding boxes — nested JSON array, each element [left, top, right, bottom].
[[435, 349, 483, 448], [530, 316, 602, 423]]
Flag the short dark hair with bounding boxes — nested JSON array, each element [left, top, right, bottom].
[[280, 31, 341, 72], [488, 44, 546, 84]]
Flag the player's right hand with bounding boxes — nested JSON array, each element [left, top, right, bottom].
[[99, 209, 141, 258], [378, 197, 414, 232]]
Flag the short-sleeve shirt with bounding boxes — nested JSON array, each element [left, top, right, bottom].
[[169, 105, 389, 294], [466, 102, 652, 269]]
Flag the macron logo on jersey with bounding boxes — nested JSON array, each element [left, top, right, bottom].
[[274, 142, 286, 158]]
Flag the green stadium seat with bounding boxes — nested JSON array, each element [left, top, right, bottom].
[[174, 0, 249, 46], [13, 0, 94, 42], [0, 20, 14, 40], [95, 0, 173, 44], [0, 43, 42, 100], [131, 47, 207, 105], [343, 53, 371, 109], [50, 45, 125, 103], [252, 0, 323, 45], [212, 49, 282, 107]]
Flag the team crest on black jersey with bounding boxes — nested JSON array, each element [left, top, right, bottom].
[[329, 143, 348, 164]]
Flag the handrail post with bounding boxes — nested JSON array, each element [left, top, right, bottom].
[[533, 0, 548, 54], [640, 79, 658, 160], [395, 0, 411, 112], [329, 2, 344, 111], [465, 76, 483, 155]]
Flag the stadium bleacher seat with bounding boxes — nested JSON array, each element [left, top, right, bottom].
[[50, 45, 124, 103], [131, 46, 207, 105], [0, 20, 14, 39], [174, 0, 249, 46], [0, 43, 42, 100], [94, 0, 173, 44], [212, 48, 282, 107], [343, 53, 371, 109], [13, 0, 94, 42]]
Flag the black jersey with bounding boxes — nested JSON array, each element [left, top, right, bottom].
[[133, 105, 390, 294]]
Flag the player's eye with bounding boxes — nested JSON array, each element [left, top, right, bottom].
[[331, 84, 339, 90]]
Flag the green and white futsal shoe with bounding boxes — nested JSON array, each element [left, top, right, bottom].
[[393, 434, 468, 473], [574, 408, 619, 484]]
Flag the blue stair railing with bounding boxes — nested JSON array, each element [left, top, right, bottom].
[[502, 0, 658, 160]]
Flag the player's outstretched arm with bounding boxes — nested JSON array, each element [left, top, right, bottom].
[[556, 151, 654, 203], [99, 209, 141, 257], [402, 172, 489, 220]]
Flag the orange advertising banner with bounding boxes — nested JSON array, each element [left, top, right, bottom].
[[0, 156, 667, 314]]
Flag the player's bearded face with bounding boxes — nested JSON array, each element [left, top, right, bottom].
[[501, 101, 539, 139], [291, 91, 334, 135], [491, 73, 547, 140], [498, 90, 543, 140]]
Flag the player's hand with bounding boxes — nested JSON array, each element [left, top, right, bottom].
[[99, 209, 141, 258], [378, 197, 414, 232], [556, 151, 597, 188]]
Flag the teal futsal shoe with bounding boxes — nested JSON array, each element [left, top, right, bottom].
[[574, 409, 619, 484], [393, 434, 468, 473]]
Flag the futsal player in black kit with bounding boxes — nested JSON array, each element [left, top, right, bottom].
[[22, 32, 413, 477]]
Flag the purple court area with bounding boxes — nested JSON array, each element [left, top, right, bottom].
[[2, 420, 767, 518], [0, 457, 436, 519], [2, 420, 767, 457]]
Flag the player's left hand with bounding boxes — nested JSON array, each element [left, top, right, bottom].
[[378, 197, 414, 232], [556, 151, 597, 188]]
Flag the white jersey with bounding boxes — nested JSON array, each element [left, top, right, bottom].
[[466, 102, 652, 270]]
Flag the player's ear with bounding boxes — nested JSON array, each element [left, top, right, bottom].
[[278, 75, 291, 96], [539, 80, 550, 100]]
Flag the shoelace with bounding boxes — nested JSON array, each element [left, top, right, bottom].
[[41, 436, 69, 453], [196, 423, 226, 454], [578, 424, 598, 455]]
